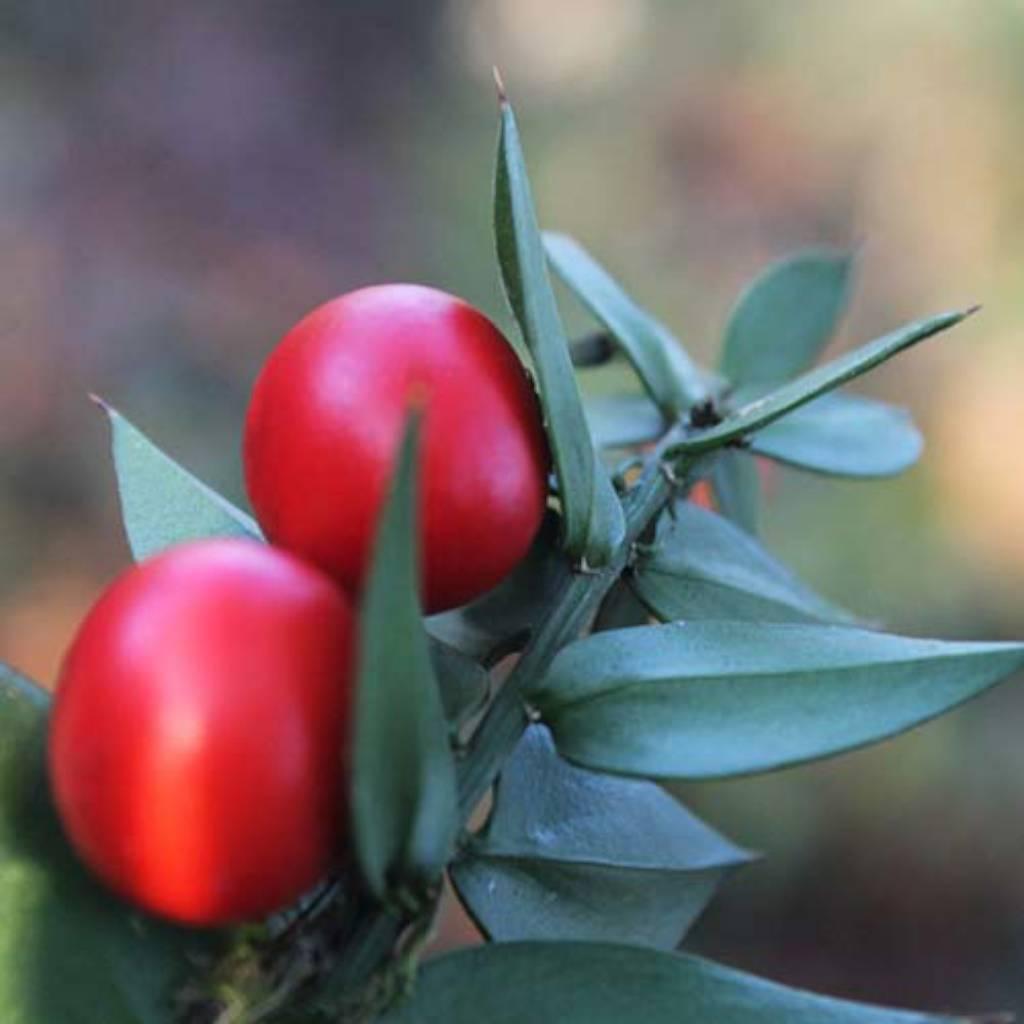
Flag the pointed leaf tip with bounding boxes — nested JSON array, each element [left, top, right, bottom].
[[532, 621, 1024, 780], [675, 307, 970, 456], [492, 66, 508, 103], [100, 402, 262, 560], [353, 414, 458, 901], [451, 725, 751, 949], [493, 84, 623, 564]]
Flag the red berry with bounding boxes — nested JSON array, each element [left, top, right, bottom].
[[243, 285, 550, 613], [48, 539, 355, 926]]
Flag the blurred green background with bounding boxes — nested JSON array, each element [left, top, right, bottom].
[[2, 0, 1024, 1015]]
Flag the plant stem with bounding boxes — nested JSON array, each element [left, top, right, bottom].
[[200, 425, 692, 1024], [322, 427, 690, 1005], [456, 559, 618, 817], [456, 429, 686, 820]]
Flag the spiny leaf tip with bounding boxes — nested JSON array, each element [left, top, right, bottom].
[[492, 66, 508, 104]]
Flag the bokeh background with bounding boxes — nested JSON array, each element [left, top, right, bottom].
[[3, 0, 1024, 1015]]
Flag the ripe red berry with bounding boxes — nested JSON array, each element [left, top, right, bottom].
[[48, 539, 355, 926], [243, 284, 550, 613]]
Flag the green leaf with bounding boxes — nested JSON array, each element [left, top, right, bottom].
[[97, 398, 261, 561], [381, 942, 978, 1023], [450, 726, 750, 948], [750, 392, 923, 478], [0, 664, 217, 1023], [427, 513, 570, 661], [531, 621, 1024, 780], [720, 248, 854, 391], [429, 639, 489, 734], [494, 90, 624, 565], [587, 459, 627, 563], [545, 232, 707, 412], [351, 416, 458, 903], [631, 501, 854, 626], [671, 309, 973, 456], [708, 449, 760, 534], [584, 394, 666, 450]]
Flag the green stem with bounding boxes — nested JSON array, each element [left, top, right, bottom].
[[455, 431, 688, 822], [456, 560, 618, 817], [199, 425, 692, 1024]]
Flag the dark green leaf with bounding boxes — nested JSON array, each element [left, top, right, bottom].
[[708, 449, 760, 534], [631, 501, 854, 625], [450, 726, 750, 948], [429, 640, 489, 733], [427, 513, 570, 661], [720, 248, 854, 390], [0, 663, 217, 1023], [584, 394, 665, 450], [494, 91, 624, 565], [531, 621, 1024, 780], [750, 392, 923, 478], [352, 416, 457, 901], [97, 398, 261, 561], [671, 309, 973, 456], [545, 232, 707, 412], [382, 942, 978, 1023]]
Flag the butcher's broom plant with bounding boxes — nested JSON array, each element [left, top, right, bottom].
[[0, 80, 1014, 1024]]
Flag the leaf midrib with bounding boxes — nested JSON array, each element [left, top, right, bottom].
[[544, 647, 1015, 712], [460, 846, 749, 876]]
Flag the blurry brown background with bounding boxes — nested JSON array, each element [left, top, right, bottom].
[[2, 0, 1024, 1016]]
